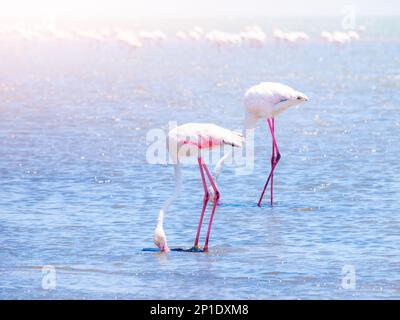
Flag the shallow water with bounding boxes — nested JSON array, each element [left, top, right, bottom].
[[1, 17, 400, 299]]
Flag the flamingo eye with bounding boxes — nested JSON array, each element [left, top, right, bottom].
[[297, 96, 302, 100]]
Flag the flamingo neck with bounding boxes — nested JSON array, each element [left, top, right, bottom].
[[156, 209, 165, 227], [157, 162, 182, 226]]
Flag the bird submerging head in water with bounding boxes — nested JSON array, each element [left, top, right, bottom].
[[154, 82, 308, 252], [154, 123, 244, 253]]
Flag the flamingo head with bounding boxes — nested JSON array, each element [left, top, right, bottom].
[[154, 225, 170, 252], [294, 91, 309, 102]]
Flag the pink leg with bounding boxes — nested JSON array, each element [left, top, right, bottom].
[[194, 158, 210, 248], [270, 118, 275, 206], [257, 118, 281, 207], [201, 162, 220, 252]]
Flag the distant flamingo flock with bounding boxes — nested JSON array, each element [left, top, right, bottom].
[[0, 23, 366, 49]]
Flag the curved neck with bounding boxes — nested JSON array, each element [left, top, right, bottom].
[[157, 162, 182, 227]]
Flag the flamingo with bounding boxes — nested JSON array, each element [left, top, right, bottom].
[[243, 82, 308, 207], [154, 82, 308, 252], [154, 123, 244, 252]]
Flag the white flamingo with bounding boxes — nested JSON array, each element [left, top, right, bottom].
[[154, 124, 244, 252], [243, 82, 308, 207], [154, 82, 308, 252], [212, 82, 309, 206]]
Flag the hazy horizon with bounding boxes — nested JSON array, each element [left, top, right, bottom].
[[0, 0, 399, 21]]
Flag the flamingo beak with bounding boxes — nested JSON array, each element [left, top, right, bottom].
[[297, 94, 308, 101]]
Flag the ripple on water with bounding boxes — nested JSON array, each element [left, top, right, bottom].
[[1, 21, 400, 299]]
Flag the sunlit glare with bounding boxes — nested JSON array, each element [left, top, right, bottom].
[[0, 0, 399, 21]]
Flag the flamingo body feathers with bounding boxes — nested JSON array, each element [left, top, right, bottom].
[[168, 123, 243, 161], [244, 82, 308, 121]]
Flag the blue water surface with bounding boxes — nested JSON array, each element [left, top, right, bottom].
[[0, 17, 400, 299]]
